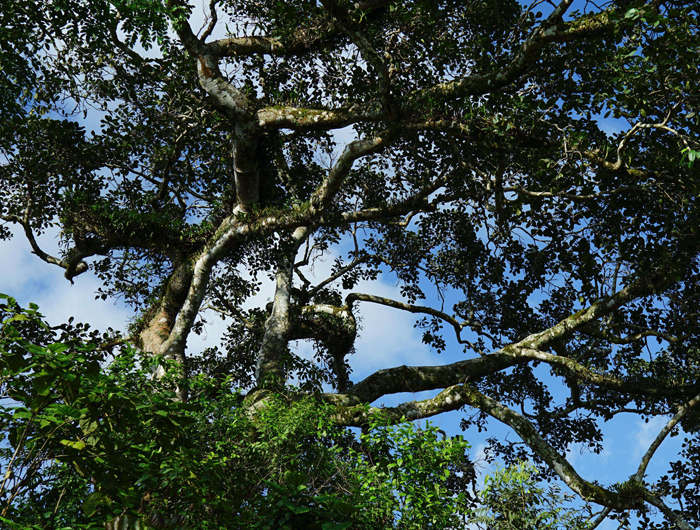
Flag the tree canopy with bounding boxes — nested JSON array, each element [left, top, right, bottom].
[[1, 0, 700, 528]]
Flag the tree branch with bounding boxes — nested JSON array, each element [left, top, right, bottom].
[[634, 390, 700, 482], [346, 292, 478, 347], [1, 213, 90, 282], [341, 266, 693, 404], [256, 227, 310, 388], [319, 0, 396, 119]]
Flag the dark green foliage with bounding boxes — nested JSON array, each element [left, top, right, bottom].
[[0, 296, 477, 529]]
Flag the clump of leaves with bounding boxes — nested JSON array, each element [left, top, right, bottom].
[[473, 461, 590, 530]]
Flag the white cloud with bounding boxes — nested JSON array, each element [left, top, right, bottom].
[[632, 415, 669, 460]]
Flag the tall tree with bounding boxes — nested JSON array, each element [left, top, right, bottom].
[[1, 0, 700, 528]]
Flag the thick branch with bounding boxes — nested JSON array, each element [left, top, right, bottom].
[[644, 495, 694, 530], [309, 132, 394, 214], [344, 266, 689, 404], [168, 0, 255, 120], [345, 353, 522, 404], [256, 227, 310, 388], [334, 384, 662, 513], [206, 0, 393, 58], [417, 0, 576, 105]]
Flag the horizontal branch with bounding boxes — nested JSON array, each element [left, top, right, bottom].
[[205, 0, 394, 58], [341, 265, 691, 404], [346, 292, 473, 346]]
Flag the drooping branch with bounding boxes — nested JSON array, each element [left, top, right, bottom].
[[1, 213, 92, 282], [346, 292, 477, 346], [643, 495, 695, 530]]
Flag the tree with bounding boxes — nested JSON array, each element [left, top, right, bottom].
[[1, 0, 699, 528], [473, 461, 589, 530]]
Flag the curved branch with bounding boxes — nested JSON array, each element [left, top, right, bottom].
[[309, 131, 394, 214], [346, 292, 474, 346], [634, 390, 700, 482], [342, 266, 693, 404], [2, 213, 90, 282], [200, 0, 218, 41], [345, 353, 522, 404], [292, 303, 357, 391], [335, 384, 664, 514], [416, 0, 576, 105]]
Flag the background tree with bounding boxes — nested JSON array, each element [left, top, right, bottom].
[[473, 461, 589, 530], [1, 0, 700, 528]]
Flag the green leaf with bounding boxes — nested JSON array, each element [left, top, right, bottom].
[[83, 491, 111, 517], [60, 439, 86, 450]]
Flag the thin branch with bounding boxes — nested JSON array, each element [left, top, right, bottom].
[[320, 0, 396, 119], [1, 213, 89, 282], [200, 0, 218, 41], [346, 292, 484, 349], [587, 507, 612, 530], [307, 255, 368, 296], [579, 325, 680, 345], [502, 186, 640, 201], [208, 287, 256, 330], [634, 390, 700, 482]]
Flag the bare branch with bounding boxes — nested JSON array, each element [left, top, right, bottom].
[[200, 0, 218, 41], [307, 255, 368, 296], [346, 292, 477, 347], [1, 213, 89, 282], [634, 390, 700, 482]]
